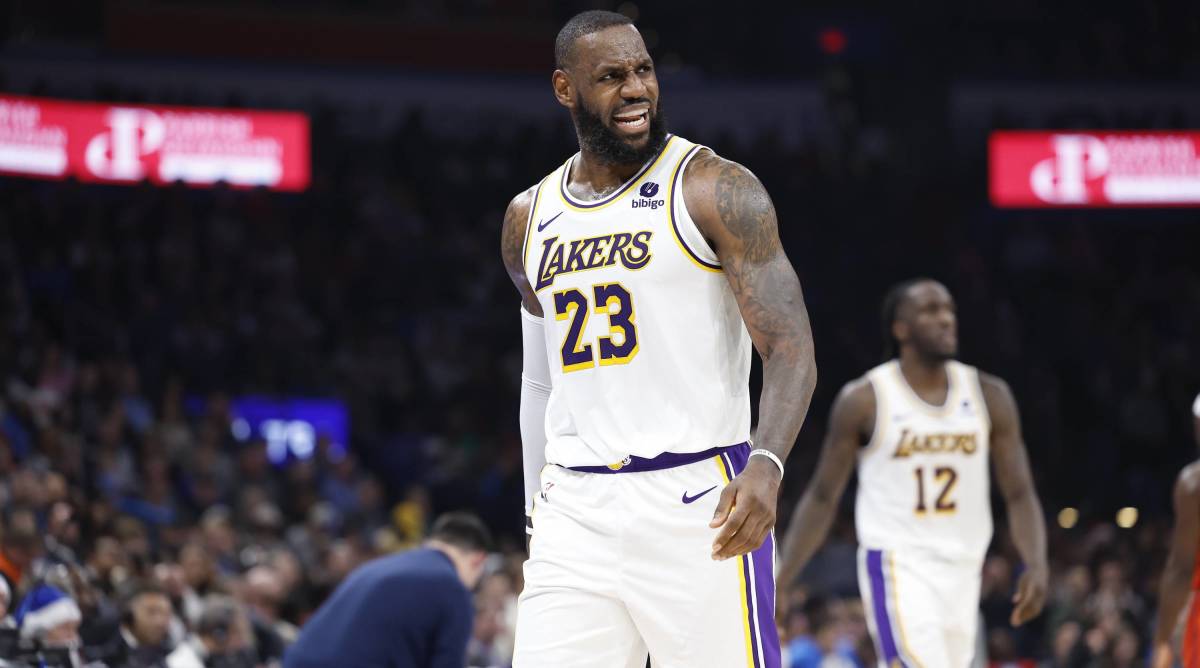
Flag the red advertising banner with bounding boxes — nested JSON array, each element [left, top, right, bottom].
[[0, 94, 309, 191], [990, 131, 1200, 208]]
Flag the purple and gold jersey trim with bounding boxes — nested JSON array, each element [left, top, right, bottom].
[[565, 441, 748, 474], [557, 135, 677, 212], [668, 144, 723, 273], [522, 174, 551, 272]]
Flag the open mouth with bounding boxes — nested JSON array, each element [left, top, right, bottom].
[[613, 110, 650, 133]]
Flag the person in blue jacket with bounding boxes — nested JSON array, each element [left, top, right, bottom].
[[285, 512, 492, 668]]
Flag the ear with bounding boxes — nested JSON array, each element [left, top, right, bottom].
[[892, 320, 909, 345], [552, 70, 574, 109]]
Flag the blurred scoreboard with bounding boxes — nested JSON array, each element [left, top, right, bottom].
[[990, 131, 1200, 208], [186, 396, 348, 465], [0, 94, 309, 191], [231, 397, 348, 465]]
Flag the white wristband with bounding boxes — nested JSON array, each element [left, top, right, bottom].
[[749, 449, 784, 479]]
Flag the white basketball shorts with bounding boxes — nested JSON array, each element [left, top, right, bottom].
[[513, 442, 780, 668], [856, 547, 982, 668]]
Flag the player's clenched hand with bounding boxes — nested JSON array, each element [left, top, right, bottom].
[[710, 457, 781, 560], [1010, 564, 1048, 626]]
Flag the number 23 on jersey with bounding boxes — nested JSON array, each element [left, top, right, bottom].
[[553, 283, 638, 372]]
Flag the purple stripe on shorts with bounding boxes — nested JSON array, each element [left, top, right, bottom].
[[751, 533, 781, 668], [726, 443, 780, 667], [568, 442, 748, 474], [726, 442, 750, 474], [867, 549, 900, 664]]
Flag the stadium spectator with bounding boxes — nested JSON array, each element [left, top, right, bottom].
[[14, 584, 83, 666], [15, 585, 79, 643], [238, 566, 291, 663], [0, 509, 43, 597], [100, 582, 175, 668], [166, 596, 257, 668]]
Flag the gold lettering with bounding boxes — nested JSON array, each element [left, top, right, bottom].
[[891, 429, 979, 458]]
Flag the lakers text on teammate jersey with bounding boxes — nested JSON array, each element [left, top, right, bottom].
[[891, 429, 979, 458], [533, 231, 653, 292]]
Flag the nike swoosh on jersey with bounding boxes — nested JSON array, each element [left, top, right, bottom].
[[537, 212, 563, 232], [682, 485, 718, 504]]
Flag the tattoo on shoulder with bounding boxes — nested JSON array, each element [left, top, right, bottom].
[[711, 158, 778, 263], [501, 196, 528, 272], [500, 187, 541, 313]]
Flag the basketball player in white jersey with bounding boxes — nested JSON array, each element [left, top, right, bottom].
[[500, 11, 817, 668], [776, 279, 1048, 667]]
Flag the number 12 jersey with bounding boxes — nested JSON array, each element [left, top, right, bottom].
[[855, 360, 993, 563]]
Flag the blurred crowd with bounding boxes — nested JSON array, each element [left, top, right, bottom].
[[0, 326, 529, 666]]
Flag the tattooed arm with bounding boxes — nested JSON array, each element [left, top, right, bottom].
[[501, 186, 542, 316], [683, 150, 818, 560]]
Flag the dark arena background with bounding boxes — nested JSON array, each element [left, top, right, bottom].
[[1, 1, 1199, 666]]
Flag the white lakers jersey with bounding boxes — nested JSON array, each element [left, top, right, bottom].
[[855, 360, 993, 563], [522, 135, 752, 469]]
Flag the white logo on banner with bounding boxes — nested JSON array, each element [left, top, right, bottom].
[[1030, 135, 1110, 203], [85, 108, 165, 180]]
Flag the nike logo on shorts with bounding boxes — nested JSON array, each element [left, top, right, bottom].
[[682, 485, 718, 504], [537, 212, 563, 232]]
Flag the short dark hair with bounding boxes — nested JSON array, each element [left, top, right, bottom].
[[880, 278, 931, 360], [430, 512, 492, 553], [555, 10, 634, 71], [196, 596, 243, 638], [122, 580, 169, 607]]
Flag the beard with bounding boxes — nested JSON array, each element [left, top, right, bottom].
[[574, 97, 669, 166]]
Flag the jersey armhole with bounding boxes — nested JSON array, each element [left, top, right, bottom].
[[669, 146, 723, 272], [966, 366, 992, 435], [859, 377, 885, 457], [521, 175, 550, 274]]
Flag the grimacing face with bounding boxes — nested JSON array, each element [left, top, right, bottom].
[[555, 24, 667, 165], [894, 281, 958, 361]]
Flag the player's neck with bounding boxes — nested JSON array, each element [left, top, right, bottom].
[[572, 150, 645, 194], [897, 354, 948, 393]]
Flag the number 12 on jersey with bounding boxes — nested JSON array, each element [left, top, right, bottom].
[[913, 466, 958, 514], [553, 283, 639, 372]]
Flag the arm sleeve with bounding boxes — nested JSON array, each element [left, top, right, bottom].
[[520, 307, 552, 530]]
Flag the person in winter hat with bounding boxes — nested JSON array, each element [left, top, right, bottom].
[[15, 585, 81, 647]]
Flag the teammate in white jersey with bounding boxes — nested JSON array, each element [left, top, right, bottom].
[[776, 279, 1048, 667], [500, 10, 817, 668]]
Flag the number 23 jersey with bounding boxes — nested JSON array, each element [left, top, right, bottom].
[[855, 360, 993, 563], [522, 135, 752, 469]]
